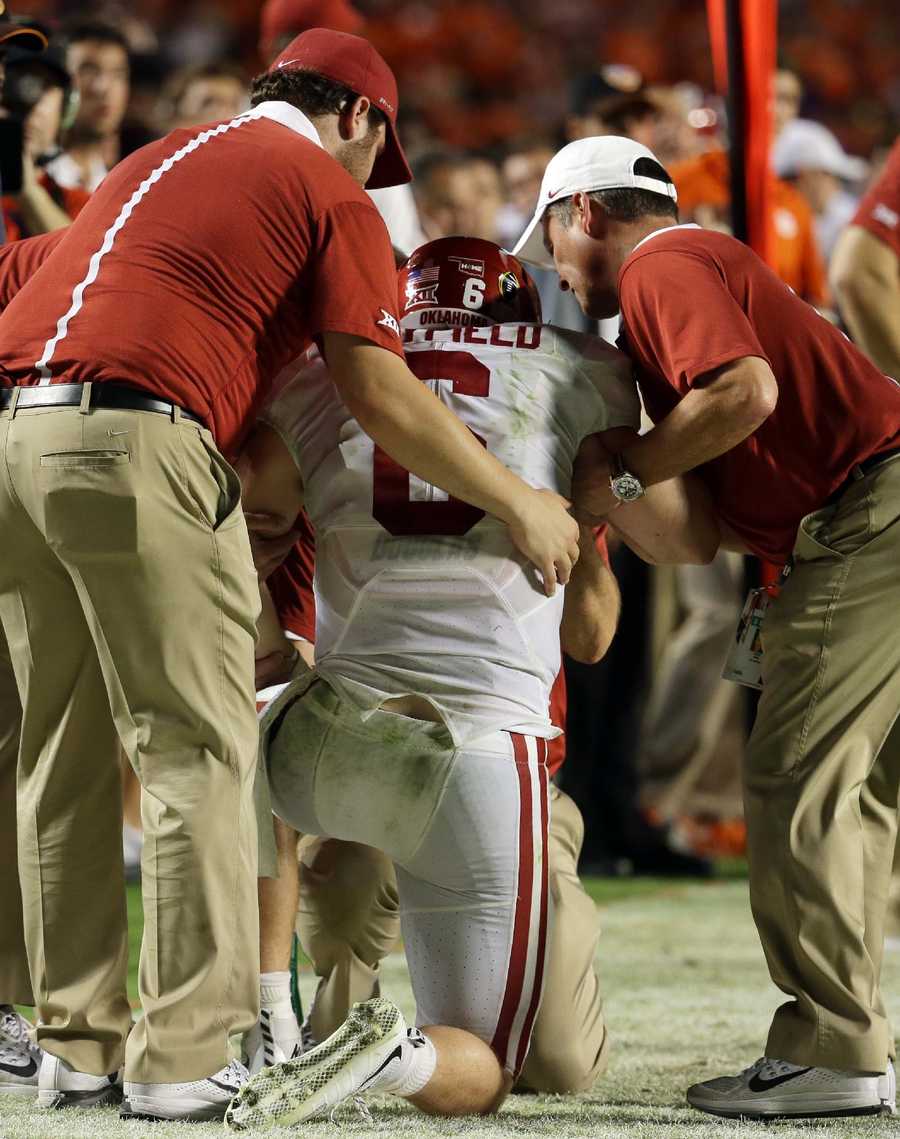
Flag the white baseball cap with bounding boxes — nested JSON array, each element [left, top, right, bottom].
[[512, 135, 677, 268], [772, 119, 868, 182]]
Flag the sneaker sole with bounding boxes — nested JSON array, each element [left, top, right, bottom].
[[226, 999, 402, 1131], [691, 1102, 889, 1121], [688, 1085, 892, 1121], [120, 1096, 231, 1122], [38, 1085, 123, 1110], [0, 1084, 38, 1097]]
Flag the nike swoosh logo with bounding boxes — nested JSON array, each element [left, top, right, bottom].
[[546, 187, 564, 199], [358, 1045, 403, 1091], [208, 1076, 241, 1094], [0, 1056, 37, 1077], [748, 1066, 812, 1092]]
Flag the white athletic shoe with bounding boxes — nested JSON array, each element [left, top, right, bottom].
[[38, 1053, 122, 1109], [242, 1007, 303, 1074], [225, 997, 406, 1131], [120, 1058, 248, 1121], [687, 1056, 895, 1119], [0, 1007, 41, 1097]]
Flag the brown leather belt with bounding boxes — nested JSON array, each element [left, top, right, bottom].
[[0, 382, 206, 426]]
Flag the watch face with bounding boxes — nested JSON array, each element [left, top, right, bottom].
[[612, 473, 644, 502]]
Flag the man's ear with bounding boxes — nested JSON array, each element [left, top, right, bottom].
[[337, 94, 372, 141], [574, 191, 606, 238]]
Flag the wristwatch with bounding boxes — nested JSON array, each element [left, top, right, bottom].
[[609, 453, 645, 503]]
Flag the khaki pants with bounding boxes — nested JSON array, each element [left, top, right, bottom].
[[296, 785, 608, 1092], [0, 629, 31, 1006], [0, 403, 261, 1082], [745, 455, 900, 1073]]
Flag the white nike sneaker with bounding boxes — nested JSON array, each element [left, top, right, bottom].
[[0, 1007, 41, 1097], [242, 1007, 303, 1074], [687, 1056, 894, 1119], [225, 997, 406, 1131], [120, 1058, 248, 1121], [38, 1053, 122, 1109]]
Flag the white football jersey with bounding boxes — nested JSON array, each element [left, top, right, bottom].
[[261, 323, 639, 744]]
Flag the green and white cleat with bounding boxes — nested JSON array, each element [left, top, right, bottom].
[[225, 997, 406, 1131]]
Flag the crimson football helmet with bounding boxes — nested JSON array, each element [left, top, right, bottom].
[[398, 236, 542, 331]]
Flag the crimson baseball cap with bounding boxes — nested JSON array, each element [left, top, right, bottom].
[[259, 0, 363, 61], [513, 136, 677, 268], [270, 28, 411, 189]]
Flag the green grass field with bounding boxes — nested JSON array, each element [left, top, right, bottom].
[[3, 875, 899, 1139]]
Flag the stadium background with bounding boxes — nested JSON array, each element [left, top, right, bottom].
[[12, 0, 900, 155]]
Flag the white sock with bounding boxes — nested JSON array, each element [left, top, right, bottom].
[[367, 1028, 437, 1098], [259, 971, 294, 1018]]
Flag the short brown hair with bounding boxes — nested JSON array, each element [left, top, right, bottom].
[[249, 68, 385, 131]]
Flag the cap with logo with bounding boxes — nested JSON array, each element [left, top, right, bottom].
[[0, 1, 47, 51], [269, 27, 411, 190], [512, 135, 677, 269], [772, 118, 868, 183]]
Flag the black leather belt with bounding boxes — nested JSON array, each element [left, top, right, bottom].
[[826, 444, 900, 506], [0, 382, 206, 426]]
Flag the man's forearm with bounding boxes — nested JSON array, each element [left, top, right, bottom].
[[610, 474, 719, 565], [15, 184, 72, 237], [560, 527, 620, 664], [833, 272, 900, 379], [623, 357, 778, 488], [831, 226, 900, 379]]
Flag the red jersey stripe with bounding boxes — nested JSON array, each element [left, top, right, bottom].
[[491, 731, 534, 1071]]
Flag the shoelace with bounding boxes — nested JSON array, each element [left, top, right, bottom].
[[742, 1057, 803, 1081], [223, 1059, 250, 1089], [329, 1095, 374, 1126], [0, 1010, 29, 1048], [0, 1041, 30, 1065], [0, 1009, 39, 1061]]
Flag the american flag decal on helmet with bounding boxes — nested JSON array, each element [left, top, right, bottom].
[[405, 264, 441, 308]]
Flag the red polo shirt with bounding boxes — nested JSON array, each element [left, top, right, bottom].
[[852, 138, 900, 256], [0, 101, 403, 454], [619, 225, 900, 563], [0, 229, 65, 309]]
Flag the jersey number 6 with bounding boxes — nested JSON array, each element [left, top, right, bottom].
[[373, 350, 489, 537]]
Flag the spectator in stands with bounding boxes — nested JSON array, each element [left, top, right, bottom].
[[161, 61, 247, 131], [774, 118, 868, 262], [1, 44, 90, 240], [566, 65, 645, 143], [413, 151, 503, 242], [671, 138, 829, 307], [772, 66, 803, 137], [498, 140, 556, 247], [45, 21, 129, 192]]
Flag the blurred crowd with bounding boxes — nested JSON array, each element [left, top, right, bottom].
[[2, 0, 897, 876]]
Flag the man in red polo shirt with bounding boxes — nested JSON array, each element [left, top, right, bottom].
[[516, 135, 900, 1120], [0, 30, 578, 1123]]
